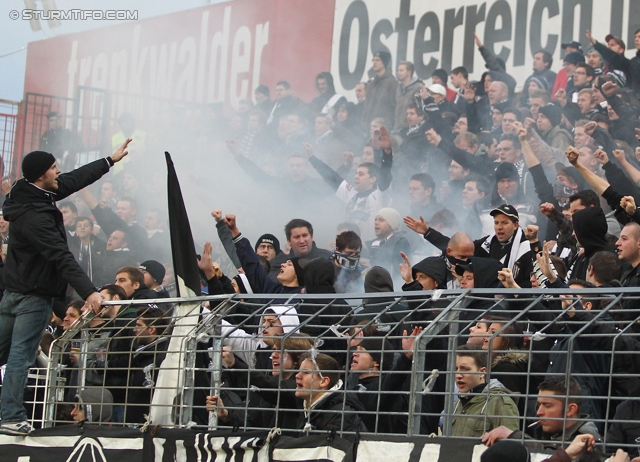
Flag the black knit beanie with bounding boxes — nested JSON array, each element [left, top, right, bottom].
[[22, 151, 56, 182]]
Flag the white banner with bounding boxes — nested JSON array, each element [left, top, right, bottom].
[[331, 0, 640, 97]]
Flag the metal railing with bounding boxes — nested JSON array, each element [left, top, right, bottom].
[[0, 111, 23, 179], [31, 288, 640, 455]]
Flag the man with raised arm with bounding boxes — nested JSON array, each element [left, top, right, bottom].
[[0, 139, 131, 435], [404, 204, 537, 287], [304, 128, 392, 241]]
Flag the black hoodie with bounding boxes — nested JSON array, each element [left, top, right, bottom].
[[569, 206, 614, 280], [310, 72, 346, 113], [3, 158, 110, 299], [457, 256, 506, 324], [300, 258, 352, 366]]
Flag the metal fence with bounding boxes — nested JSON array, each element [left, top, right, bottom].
[[0, 111, 23, 179], [32, 288, 640, 454]]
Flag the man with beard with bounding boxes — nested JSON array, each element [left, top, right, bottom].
[[0, 140, 131, 434]]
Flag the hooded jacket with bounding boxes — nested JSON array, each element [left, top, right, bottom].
[[3, 158, 111, 299], [300, 258, 352, 366], [311, 72, 346, 114], [451, 379, 520, 437], [455, 256, 508, 322], [77, 387, 113, 423], [567, 206, 614, 280], [302, 257, 351, 314], [221, 305, 300, 369], [491, 351, 531, 415]]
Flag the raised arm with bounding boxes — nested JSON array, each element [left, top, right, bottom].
[[517, 124, 540, 169], [212, 209, 242, 270], [223, 213, 290, 294], [566, 146, 610, 195], [403, 215, 449, 251], [305, 142, 345, 192], [56, 138, 131, 200], [611, 148, 640, 187]]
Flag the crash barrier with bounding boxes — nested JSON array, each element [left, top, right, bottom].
[[34, 288, 640, 455]]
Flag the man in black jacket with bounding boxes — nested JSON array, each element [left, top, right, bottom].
[[125, 305, 168, 424], [268, 218, 332, 281], [295, 352, 366, 434], [0, 139, 131, 435]]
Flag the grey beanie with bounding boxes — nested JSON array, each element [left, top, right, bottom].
[[77, 388, 113, 423]]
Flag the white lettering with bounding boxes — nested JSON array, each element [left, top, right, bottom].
[[66, 41, 78, 119], [252, 22, 270, 102], [196, 11, 209, 103], [91, 52, 108, 89], [230, 25, 251, 108], [78, 56, 92, 87], [176, 36, 197, 101], [207, 6, 231, 103], [129, 25, 149, 95], [149, 42, 177, 99], [110, 50, 128, 92]]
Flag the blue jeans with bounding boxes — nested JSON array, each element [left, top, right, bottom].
[[0, 291, 54, 422], [111, 405, 125, 423]]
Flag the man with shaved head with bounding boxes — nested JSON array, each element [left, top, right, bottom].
[[442, 232, 476, 288], [615, 222, 640, 330]]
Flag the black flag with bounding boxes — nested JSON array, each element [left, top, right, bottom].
[[165, 151, 200, 296]]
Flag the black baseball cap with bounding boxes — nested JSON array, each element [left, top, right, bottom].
[[561, 41, 583, 52], [490, 204, 519, 223]]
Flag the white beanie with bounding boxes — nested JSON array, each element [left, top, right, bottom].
[[376, 208, 402, 232]]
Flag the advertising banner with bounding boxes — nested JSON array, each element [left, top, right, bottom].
[[23, 0, 336, 108], [331, 0, 640, 95]]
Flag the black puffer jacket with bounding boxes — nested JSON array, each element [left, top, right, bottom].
[[3, 158, 110, 299]]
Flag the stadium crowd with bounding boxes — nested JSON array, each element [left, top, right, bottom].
[[4, 27, 640, 462]]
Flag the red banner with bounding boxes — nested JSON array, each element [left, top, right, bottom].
[[24, 0, 335, 108]]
